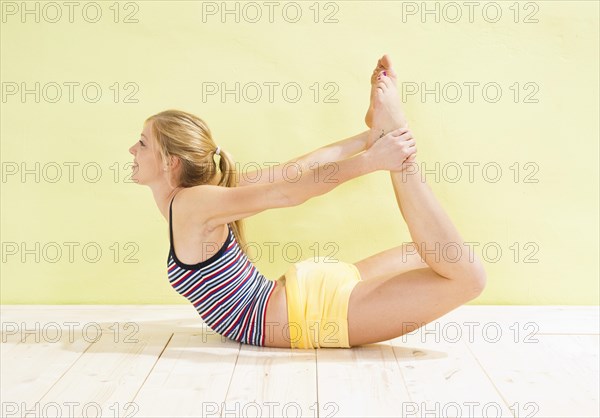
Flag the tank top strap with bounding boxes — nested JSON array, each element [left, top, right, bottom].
[[168, 189, 183, 250]]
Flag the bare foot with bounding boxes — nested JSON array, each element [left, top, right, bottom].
[[369, 84, 418, 167], [365, 55, 408, 144], [365, 57, 410, 150], [365, 57, 386, 128], [365, 55, 402, 128]]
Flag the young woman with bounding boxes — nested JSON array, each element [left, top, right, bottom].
[[128, 55, 486, 349]]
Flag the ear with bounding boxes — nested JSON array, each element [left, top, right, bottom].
[[168, 154, 181, 168]]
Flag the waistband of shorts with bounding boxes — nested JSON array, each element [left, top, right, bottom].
[[283, 263, 311, 348]]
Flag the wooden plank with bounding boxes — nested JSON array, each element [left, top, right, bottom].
[[0, 332, 23, 358], [390, 333, 514, 417], [439, 305, 600, 335], [392, 306, 600, 349], [133, 332, 240, 417], [224, 344, 317, 418], [317, 343, 411, 417], [2, 305, 597, 417], [33, 330, 172, 418], [0, 305, 204, 334], [1, 332, 90, 412], [468, 334, 600, 417]]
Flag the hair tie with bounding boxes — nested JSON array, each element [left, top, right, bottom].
[[215, 146, 221, 156]]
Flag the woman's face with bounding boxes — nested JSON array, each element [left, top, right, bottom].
[[128, 120, 163, 185]]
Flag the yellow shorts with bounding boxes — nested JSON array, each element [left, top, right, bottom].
[[284, 256, 362, 349]]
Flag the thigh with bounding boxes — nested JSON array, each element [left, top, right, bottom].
[[347, 267, 480, 347], [353, 244, 428, 282]]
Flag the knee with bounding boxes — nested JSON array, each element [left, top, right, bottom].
[[465, 264, 487, 298]]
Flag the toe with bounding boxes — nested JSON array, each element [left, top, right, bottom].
[[377, 75, 392, 88], [380, 55, 398, 80], [381, 54, 393, 69]]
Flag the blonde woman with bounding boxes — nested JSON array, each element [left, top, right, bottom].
[[128, 55, 486, 349]]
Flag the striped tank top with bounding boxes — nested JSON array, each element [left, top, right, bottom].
[[166, 193, 276, 346]]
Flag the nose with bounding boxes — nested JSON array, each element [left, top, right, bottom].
[[129, 144, 136, 155]]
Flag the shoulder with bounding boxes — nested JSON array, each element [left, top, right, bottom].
[[174, 185, 223, 232], [177, 182, 285, 233], [171, 186, 227, 244]]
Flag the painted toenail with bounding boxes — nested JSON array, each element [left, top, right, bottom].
[[383, 71, 387, 76]]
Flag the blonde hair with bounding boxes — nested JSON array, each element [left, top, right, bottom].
[[145, 109, 248, 252]]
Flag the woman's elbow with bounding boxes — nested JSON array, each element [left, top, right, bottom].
[[278, 184, 307, 208], [284, 191, 305, 208]]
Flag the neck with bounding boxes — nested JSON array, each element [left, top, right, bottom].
[[152, 183, 183, 222]]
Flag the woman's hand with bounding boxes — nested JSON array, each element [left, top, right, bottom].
[[365, 127, 417, 172]]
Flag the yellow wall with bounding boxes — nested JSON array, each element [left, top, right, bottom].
[[1, 1, 597, 304]]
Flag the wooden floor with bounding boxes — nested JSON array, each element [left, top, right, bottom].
[[1, 305, 598, 418]]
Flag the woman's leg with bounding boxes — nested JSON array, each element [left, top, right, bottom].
[[346, 57, 486, 347]]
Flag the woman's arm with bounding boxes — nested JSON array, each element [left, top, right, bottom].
[[193, 128, 415, 230], [237, 130, 370, 187], [200, 151, 375, 231]]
